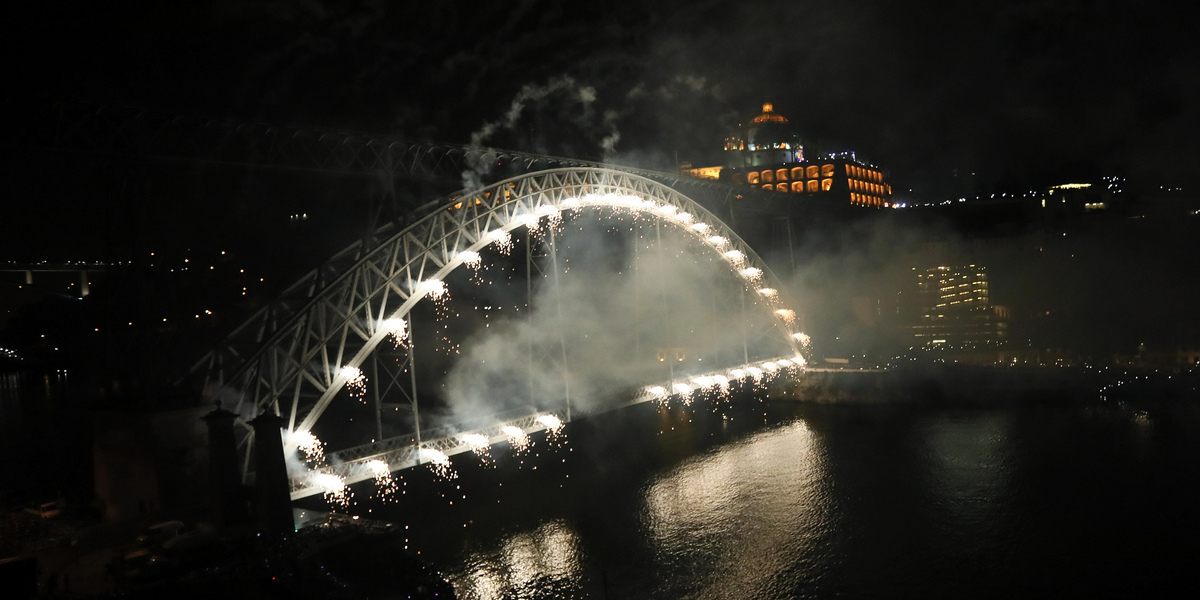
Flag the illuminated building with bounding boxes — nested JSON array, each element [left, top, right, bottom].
[[716, 103, 894, 209], [910, 265, 1008, 347]]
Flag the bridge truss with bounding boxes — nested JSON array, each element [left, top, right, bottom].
[[190, 167, 807, 499]]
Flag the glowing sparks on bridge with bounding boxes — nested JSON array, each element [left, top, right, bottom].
[[460, 433, 494, 464], [315, 473, 351, 508], [487, 229, 514, 254], [456, 250, 482, 270], [291, 429, 325, 464], [365, 459, 398, 499], [382, 318, 408, 348], [536, 414, 563, 432], [757, 287, 779, 300], [707, 235, 729, 247], [740, 267, 763, 282], [339, 365, 367, 401], [420, 447, 457, 480], [793, 332, 813, 350], [418, 278, 448, 299], [775, 309, 796, 325], [503, 425, 531, 453], [724, 250, 746, 267]]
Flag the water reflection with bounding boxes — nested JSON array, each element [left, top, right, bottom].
[[641, 420, 829, 599], [452, 519, 584, 600]]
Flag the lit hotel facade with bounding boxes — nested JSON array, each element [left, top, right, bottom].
[[713, 103, 894, 209]]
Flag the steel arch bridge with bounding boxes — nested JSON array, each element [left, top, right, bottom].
[[193, 167, 808, 500]]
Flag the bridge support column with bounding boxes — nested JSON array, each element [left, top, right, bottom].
[[79, 270, 90, 297], [202, 405, 247, 526], [249, 412, 293, 537]]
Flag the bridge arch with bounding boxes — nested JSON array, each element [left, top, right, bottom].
[[194, 167, 806, 489]]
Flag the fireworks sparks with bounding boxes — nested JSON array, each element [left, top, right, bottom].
[[502, 425, 531, 453], [366, 459, 398, 499], [740, 267, 763, 282], [775, 309, 796, 325], [689, 222, 710, 234], [707, 235, 729, 247], [757, 287, 778, 300], [382, 317, 408, 348], [724, 250, 746, 267], [793, 332, 813, 351], [291, 429, 325, 464], [420, 447, 457, 480], [457, 250, 481, 269], [418, 278, 447, 300], [672, 382, 694, 405], [460, 433, 494, 465], [339, 365, 367, 401], [487, 229, 514, 254], [315, 473, 351, 509]]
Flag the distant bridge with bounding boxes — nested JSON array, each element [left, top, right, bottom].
[[190, 167, 812, 500]]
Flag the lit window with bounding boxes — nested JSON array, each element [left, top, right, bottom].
[[776, 183, 789, 193], [822, 164, 835, 177], [776, 169, 789, 181], [763, 184, 774, 190], [822, 178, 833, 191], [807, 180, 819, 192], [792, 167, 805, 179], [761, 170, 775, 183], [807, 165, 820, 179], [746, 172, 760, 185], [791, 181, 805, 193]]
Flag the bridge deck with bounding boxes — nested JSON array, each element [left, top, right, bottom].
[[288, 355, 840, 500]]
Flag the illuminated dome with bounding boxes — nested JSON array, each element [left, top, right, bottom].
[[752, 103, 788, 123]]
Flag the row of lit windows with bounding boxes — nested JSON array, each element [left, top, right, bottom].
[[846, 165, 882, 183], [747, 164, 837, 185], [851, 193, 885, 207], [850, 179, 888, 196], [762, 179, 835, 193]]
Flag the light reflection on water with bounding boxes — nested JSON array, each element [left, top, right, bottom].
[[420, 400, 1200, 599], [452, 520, 585, 600], [640, 420, 829, 600]]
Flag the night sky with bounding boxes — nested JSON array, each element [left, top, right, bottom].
[[8, 0, 1199, 194]]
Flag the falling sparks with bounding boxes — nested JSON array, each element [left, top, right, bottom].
[[315, 473, 351, 509], [724, 250, 746, 267], [460, 433, 494, 465], [418, 278, 447, 300], [340, 365, 367, 401], [291, 429, 325, 464], [793, 332, 813, 350], [366, 459, 398, 499], [536, 414, 563, 433], [382, 318, 408, 348], [487, 229, 514, 254], [502, 425, 531, 453], [672, 382, 694, 405], [757, 287, 778, 300], [740, 267, 763, 282], [707, 235, 729, 247], [775, 309, 796, 325], [457, 250, 481, 269], [689, 222, 710, 234], [420, 447, 457, 480]]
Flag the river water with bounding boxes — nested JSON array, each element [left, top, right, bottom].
[[357, 393, 1200, 599]]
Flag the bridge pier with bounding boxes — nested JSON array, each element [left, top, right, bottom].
[[249, 412, 294, 537]]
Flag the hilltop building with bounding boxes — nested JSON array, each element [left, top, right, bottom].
[[685, 103, 894, 209]]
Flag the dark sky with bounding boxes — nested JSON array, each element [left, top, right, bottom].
[[7, 0, 1200, 195]]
